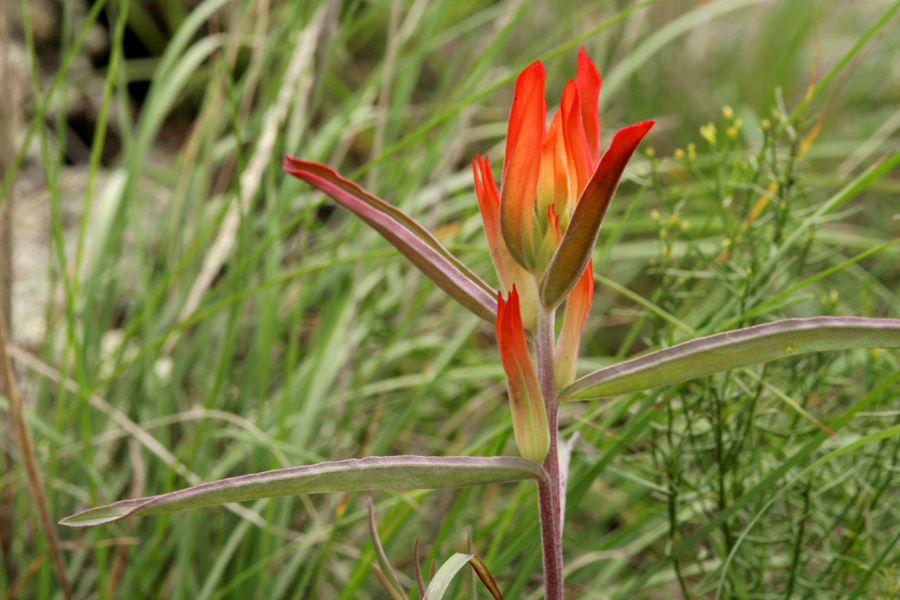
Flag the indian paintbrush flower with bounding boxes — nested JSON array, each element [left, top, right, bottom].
[[62, 42, 900, 600], [284, 48, 654, 461], [474, 48, 652, 396]]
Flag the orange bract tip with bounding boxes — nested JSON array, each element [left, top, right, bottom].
[[561, 81, 591, 199], [500, 61, 547, 270], [576, 48, 602, 165], [475, 154, 511, 292]]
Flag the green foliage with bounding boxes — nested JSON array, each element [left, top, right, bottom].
[[4, 0, 900, 598]]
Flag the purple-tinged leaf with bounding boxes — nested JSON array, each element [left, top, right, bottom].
[[372, 564, 406, 600], [60, 455, 545, 528], [284, 157, 497, 323], [561, 317, 900, 400], [423, 553, 504, 600], [540, 121, 653, 309]]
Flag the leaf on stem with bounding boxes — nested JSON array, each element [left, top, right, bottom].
[[423, 553, 504, 600], [284, 158, 497, 323], [561, 317, 900, 400], [60, 455, 545, 527]]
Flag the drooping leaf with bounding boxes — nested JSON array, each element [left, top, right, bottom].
[[561, 317, 900, 400], [283, 158, 497, 323], [423, 553, 504, 600], [540, 120, 654, 308], [60, 455, 545, 527]]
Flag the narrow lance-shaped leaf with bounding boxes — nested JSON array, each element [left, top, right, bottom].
[[561, 317, 900, 400], [423, 553, 504, 600], [60, 455, 545, 528], [284, 158, 497, 323], [540, 120, 654, 309]]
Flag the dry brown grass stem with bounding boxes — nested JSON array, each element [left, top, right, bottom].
[[1, 5, 72, 596], [0, 316, 73, 599], [0, 0, 17, 584]]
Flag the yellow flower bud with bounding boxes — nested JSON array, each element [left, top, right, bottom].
[[700, 123, 717, 145]]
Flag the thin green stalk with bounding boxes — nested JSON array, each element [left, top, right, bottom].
[[74, 0, 130, 282], [534, 305, 563, 600]]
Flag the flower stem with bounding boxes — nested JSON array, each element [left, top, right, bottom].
[[535, 306, 563, 600]]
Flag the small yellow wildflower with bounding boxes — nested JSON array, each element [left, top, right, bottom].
[[700, 123, 717, 145]]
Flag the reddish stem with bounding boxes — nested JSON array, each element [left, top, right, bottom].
[[535, 306, 564, 600]]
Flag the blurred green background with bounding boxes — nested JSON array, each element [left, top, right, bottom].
[[2, 0, 900, 598]]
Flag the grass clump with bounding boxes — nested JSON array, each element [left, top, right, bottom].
[[2, 0, 899, 598]]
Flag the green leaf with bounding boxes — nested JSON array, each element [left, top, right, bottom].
[[561, 317, 900, 400], [423, 553, 504, 600], [60, 456, 544, 528], [283, 158, 498, 323]]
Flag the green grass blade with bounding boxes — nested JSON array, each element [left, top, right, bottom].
[[716, 422, 900, 598], [613, 369, 900, 598], [423, 553, 503, 600]]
